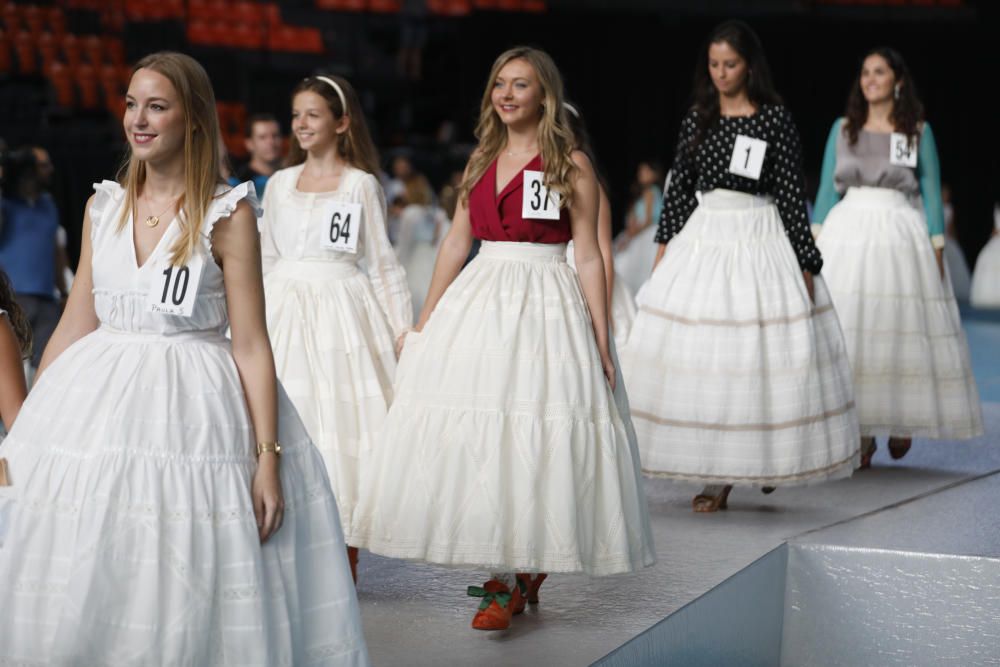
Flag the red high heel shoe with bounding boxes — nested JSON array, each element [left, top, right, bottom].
[[516, 573, 548, 604], [468, 578, 525, 631]]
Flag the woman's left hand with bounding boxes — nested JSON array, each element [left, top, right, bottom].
[[802, 270, 815, 304], [252, 454, 284, 543], [935, 248, 945, 281], [601, 352, 616, 392]]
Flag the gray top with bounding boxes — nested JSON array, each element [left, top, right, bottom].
[[833, 128, 918, 196]]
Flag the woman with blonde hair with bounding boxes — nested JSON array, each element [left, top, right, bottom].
[[260, 74, 411, 581], [0, 52, 369, 664], [352, 46, 654, 632]]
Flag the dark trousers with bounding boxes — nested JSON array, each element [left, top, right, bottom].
[[16, 293, 62, 368]]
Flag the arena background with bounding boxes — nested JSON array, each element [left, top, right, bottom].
[[2, 0, 995, 270]]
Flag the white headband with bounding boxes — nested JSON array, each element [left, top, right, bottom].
[[314, 75, 348, 113], [563, 102, 580, 118]]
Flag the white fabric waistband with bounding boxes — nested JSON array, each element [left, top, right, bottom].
[[269, 258, 360, 280], [699, 189, 773, 210], [97, 326, 227, 343], [843, 186, 911, 208], [478, 241, 567, 262]]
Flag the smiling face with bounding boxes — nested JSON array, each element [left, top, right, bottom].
[[124, 68, 186, 166], [707, 40, 749, 97], [291, 90, 346, 154], [860, 53, 897, 106], [491, 57, 545, 128]]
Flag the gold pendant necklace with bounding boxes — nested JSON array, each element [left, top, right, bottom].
[[143, 192, 177, 228]]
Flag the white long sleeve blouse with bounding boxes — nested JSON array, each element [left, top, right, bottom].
[[260, 163, 413, 338]]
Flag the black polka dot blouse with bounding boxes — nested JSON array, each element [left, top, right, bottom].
[[656, 104, 823, 274]]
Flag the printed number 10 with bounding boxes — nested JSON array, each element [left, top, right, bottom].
[[160, 265, 190, 306]]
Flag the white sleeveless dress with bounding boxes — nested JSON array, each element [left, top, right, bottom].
[[0, 181, 370, 666], [260, 165, 411, 544]]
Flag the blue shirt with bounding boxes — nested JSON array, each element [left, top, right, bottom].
[[0, 193, 60, 298]]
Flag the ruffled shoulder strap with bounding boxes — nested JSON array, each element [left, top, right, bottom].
[[202, 180, 262, 241], [89, 180, 126, 234]]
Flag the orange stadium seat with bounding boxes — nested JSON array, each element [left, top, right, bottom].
[[61, 33, 81, 69], [2, 3, 20, 33], [84, 34, 103, 65], [46, 7, 66, 36], [0, 30, 11, 73], [14, 30, 36, 74], [76, 62, 100, 109], [47, 61, 75, 107], [369, 0, 401, 11]]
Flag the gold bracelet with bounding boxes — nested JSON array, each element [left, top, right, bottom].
[[257, 441, 282, 457]]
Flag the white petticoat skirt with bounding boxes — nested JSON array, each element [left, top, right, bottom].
[[971, 234, 1000, 308], [0, 328, 369, 666], [265, 259, 397, 545], [614, 223, 658, 295], [620, 189, 860, 486], [566, 240, 637, 346], [351, 241, 655, 576], [818, 187, 983, 439]]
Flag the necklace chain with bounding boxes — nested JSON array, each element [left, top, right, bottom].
[[143, 191, 177, 228], [505, 145, 538, 157]]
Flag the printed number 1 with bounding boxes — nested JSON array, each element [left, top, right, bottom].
[[160, 266, 190, 306], [744, 145, 752, 169]]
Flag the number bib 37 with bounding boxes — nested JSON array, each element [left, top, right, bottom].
[[320, 200, 362, 253], [889, 132, 918, 168], [522, 170, 561, 220], [146, 253, 205, 317], [728, 135, 768, 180]]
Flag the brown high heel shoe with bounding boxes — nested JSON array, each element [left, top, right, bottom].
[[859, 437, 876, 469], [347, 546, 358, 584], [888, 437, 912, 460], [692, 485, 732, 512]]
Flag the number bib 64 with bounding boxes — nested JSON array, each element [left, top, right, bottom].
[[522, 170, 561, 220], [320, 200, 362, 254], [146, 253, 205, 317]]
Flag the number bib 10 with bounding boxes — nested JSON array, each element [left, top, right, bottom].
[[522, 170, 561, 220], [146, 253, 205, 317], [728, 135, 768, 180], [889, 132, 918, 168], [320, 200, 362, 253]]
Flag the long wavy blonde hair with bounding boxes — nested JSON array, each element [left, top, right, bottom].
[[459, 46, 578, 207], [115, 51, 224, 266], [284, 74, 381, 176]]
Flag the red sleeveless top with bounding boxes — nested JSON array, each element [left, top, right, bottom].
[[468, 154, 572, 243]]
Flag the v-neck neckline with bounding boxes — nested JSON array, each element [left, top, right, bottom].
[[494, 153, 540, 200], [130, 212, 179, 270]]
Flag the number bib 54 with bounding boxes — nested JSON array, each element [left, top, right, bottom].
[[146, 253, 205, 317], [728, 135, 768, 180], [889, 132, 918, 168], [522, 170, 561, 220], [320, 200, 362, 253]]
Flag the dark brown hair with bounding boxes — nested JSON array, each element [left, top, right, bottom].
[[0, 270, 32, 359], [690, 20, 782, 151], [843, 47, 923, 146], [285, 75, 380, 175]]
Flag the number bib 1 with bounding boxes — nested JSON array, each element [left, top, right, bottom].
[[728, 134, 768, 180], [146, 253, 205, 317], [889, 132, 918, 168], [522, 170, 561, 220], [319, 200, 362, 253]]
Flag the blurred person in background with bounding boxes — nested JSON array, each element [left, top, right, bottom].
[[0, 146, 69, 373], [228, 113, 283, 197]]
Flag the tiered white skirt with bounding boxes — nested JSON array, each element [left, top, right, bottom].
[[566, 240, 637, 346], [264, 259, 397, 545], [0, 328, 369, 666], [971, 234, 1000, 308], [352, 241, 655, 575], [818, 187, 983, 439], [620, 190, 860, 486]]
